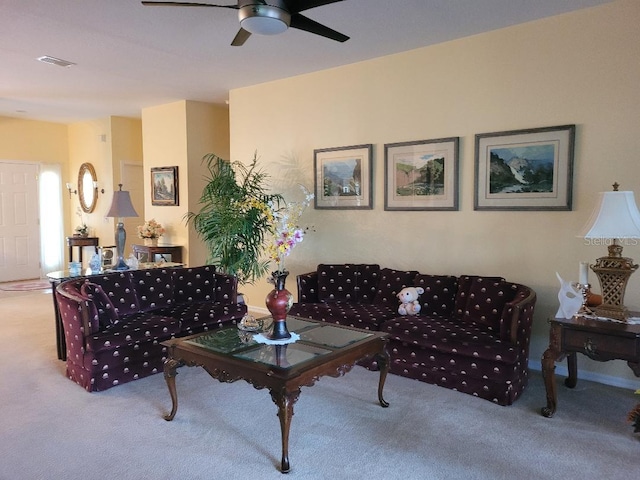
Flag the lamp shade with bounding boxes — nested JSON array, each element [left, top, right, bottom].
[[106, 185, 138, 218], [581, 191, 640, 239]]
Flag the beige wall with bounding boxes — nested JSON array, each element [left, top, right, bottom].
[[141, 100, 229, 265], [229, 0, 640, 386]]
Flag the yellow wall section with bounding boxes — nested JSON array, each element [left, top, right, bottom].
[[141, 100, 229, 266], [229, 0, 640, 384]]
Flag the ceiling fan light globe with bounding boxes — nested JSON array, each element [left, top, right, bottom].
[[239, 5, 290, 35]]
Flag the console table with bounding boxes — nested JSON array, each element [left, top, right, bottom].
[[66, 236, 99, 263], [541, 314, 640, 418], [132, 244, 182, 264]]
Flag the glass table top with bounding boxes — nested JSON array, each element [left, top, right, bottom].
[[183, 316, 374, 369]]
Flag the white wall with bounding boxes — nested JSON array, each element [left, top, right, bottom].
[[229, 0, 640, 387]]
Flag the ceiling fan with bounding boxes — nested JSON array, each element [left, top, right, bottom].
[[141, 0, 350, 46]]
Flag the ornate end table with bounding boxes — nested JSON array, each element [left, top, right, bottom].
[[541, 314, 640, 418]]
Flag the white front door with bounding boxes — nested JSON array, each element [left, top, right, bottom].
[[0, 161, 41, 281]]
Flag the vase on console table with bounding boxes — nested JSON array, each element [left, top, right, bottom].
[[143, 238, 158, 246], [265, 270, 293, 340]]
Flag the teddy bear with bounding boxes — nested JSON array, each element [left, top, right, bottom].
[[397, 286, 424, 316]]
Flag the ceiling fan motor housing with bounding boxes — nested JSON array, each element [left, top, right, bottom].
[[238, 1, 291, 35]]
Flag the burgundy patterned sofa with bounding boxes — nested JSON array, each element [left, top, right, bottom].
[[55, 265, 246, 392], [288, 264, 536, 405]]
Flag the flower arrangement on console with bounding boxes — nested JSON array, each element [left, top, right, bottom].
[[74, 207, 89, 236], [137, 219, 165, 239], [267, 185, 314, 276]]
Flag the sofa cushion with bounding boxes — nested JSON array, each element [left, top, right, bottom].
[[454, 275, 503, 319], [462, 278, 514, 331], [354, 264, 381, 303], [92, 272, 140, 317], [173, 265, 217, 303], [317, 264, 358, 302], [85, 312, 181, 353], [373, 268, 418, 307], [80, 282, 119, 328], [413, 274, 458, 317], [289, 301, 397, 331], [129, 268, 174, 311]]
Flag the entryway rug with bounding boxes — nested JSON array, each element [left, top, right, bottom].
[[0, 280, 50, 291]]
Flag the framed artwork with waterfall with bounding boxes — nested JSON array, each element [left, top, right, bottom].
[[384, 137, 459, 211], [314, 144, 373, 209], [474, 125, 575, 211], [151, 166, 179, 206]]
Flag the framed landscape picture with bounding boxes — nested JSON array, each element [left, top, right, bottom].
[[384, 137, 459, 211], [151, 166, 179, 206], [314, 144, 373, 209], [474, 125, 575, 211]]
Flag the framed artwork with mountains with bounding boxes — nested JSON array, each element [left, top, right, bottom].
[[384, 137, 459, 211], [474, 125, 575, 211]]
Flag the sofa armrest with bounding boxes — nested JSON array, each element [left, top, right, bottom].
[[500, 284, 537, 346], [296, 271, 319, 303], [214, 272, 239, 304], [55, 279, 97, 363]]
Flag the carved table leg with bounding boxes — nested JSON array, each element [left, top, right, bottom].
[[541, 347, 563, 418], [628, 361, 640, 377], [163, 358, 181, 421], [564, 352, 578, 388], [375, 350, 390, 408], [270, 387, 301, 474]]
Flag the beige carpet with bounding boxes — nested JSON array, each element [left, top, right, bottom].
[[0, 291, 638, 480]]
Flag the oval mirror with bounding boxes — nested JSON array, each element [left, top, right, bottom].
[[78, 162, 98, 213]]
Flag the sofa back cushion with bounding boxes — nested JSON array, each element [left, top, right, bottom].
[[91, 272, 140, 317], [80, 281, 119, 328], [354, 264, 380, 303], [454, 275, 503, 319], [413, 274, 458, 317], [461, 277, 514, 330], [374, 268, 418, 307], [317, 264, 358, 302], [129, 268, 174, 312], [173, 265, 217, 303]]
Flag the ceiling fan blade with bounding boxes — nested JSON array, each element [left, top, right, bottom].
[[284, 0, 343, 14], [231, 28, 252, 46], [141, 1, 238, 9], [290, 13, 349, 42]]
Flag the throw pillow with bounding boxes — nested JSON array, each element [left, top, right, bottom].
[[80, 281, 119, 328], [462, 277, 514, 330], [173, 265, 217, 303], [413, 274, 458, 316], [130, 268, 174, 311], [354, 264, 381, 303], [317, 264, 358, 302], [454, 275, 503, 319], [373, 268, 418, 306]]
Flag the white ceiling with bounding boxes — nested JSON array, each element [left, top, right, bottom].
[[1, 0, 613, 124]]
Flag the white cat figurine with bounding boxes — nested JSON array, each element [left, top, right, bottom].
[[555, 272, 582, 319]]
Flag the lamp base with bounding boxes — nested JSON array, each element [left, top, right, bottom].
[[591, 244, 638, 321], [113, 257, 129, 271]]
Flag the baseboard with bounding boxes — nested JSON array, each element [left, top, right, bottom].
[[528, 359, 637, 391]]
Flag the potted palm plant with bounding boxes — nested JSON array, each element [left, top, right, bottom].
[[185, 152, 283, 286]]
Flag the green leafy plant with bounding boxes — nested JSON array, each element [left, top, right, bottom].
[[185, 153, 283, 285]]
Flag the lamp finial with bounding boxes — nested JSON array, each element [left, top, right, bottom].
[[613, 182, 620, 191]]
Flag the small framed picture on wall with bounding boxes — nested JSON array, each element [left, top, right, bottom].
[[151, 166, 179, 206]]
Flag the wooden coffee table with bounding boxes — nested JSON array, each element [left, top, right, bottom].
[[161, 316, 390, 473]]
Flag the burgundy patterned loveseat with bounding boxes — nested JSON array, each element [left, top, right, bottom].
[[55, 265, 246, 392], [288, 264, 536, 405]]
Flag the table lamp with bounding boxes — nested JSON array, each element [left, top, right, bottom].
[[581, 183, 640, 320], [106, 184, 139, 270]]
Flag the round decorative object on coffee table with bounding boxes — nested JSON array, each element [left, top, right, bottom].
[[265, 270, 293, 340]]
